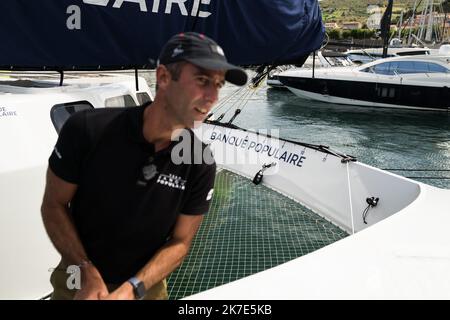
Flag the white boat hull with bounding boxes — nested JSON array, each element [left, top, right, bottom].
[[286, 86, 448, 111], [188, 122, 450, 299]]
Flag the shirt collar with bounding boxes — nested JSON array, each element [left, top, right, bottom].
[[127, 104, 191, 157], [128, 105, 154, 153]]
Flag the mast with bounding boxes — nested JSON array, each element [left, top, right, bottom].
[[408, 0, 419, 45], [444, 11, 448, 43], [425, 0, 434, 42], [381, 0, 394, 58]]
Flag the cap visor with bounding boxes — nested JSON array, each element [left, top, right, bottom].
[[185, 58, 247, 86]]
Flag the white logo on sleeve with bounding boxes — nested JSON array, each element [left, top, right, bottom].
[[206, 188, 214, 201], [54, 147, 62, 159]]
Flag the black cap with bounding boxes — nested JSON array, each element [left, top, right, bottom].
[[159, 32, 247, 86]]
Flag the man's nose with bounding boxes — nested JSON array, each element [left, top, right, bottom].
[[204, 85, 219, 104]]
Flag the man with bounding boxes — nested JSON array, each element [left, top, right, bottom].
[[41, 32, 247, 300]]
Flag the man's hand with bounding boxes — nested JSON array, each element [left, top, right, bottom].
[[101, 282, 135, 300], [73, 265, 109, 300]]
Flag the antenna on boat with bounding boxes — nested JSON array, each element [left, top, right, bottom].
[[312, 51, 316, 79], [134, 68, 139, 91], [58, 70, 64, 86]]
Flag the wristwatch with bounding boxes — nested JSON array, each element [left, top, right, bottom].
[[127, 277, 146, 300]]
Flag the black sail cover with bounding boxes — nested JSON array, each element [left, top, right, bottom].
[[0, 0, 324, 70]]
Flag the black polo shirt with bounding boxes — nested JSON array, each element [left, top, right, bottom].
[[49, 106, 216, 284]]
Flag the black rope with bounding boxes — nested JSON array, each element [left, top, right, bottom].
[[362, 205, 371, 224], [227, 109, 241, 124], [363, 197, 379, 224]]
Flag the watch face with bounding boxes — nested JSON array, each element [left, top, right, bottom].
[[135, 281, 146, 300], [128, 277, 146, 300]]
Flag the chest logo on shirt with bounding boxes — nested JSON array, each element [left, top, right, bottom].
[[137, 163, 159, 187], [142, 163, 158, 180], [157, 174, 186, 190]]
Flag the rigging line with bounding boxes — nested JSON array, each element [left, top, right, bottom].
[[213, 86, 247, 113], [234, 75, 267, 119], [221, 86, 254, 118], [346, 162, 355, 235], [250, 66, 272, 87], [232, 70, 269, 120], [229, 87, 259, 123], [400, 0, 425, 37], [215, 88, 246, 116], [209, 87, 250, 122], [320, 32, 330, 51], [407, 0, 425, 44], [382, 169, 450, 171], [405, 176, 450, 179]]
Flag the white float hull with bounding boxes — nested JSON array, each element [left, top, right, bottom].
[[188, 122, 450, 299]]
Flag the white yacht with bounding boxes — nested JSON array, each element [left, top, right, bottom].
[[346, 46, 433, 65], [267, 51, 354, 88], [278, 54, 450, 111]]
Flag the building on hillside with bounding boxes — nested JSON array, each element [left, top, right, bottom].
[[414, 13, 447, 25], [325, 22, 339, 29], [367, 5, 382, 14], [367, 13, 383, 29], [342, 22, 362, 30]]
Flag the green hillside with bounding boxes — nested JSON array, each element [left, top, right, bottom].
[[320, 0, 448, 25]]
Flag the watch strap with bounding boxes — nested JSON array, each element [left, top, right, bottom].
[[127, 277, 146, 300]]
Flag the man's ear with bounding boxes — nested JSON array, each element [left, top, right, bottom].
[[156, 65, 171, 90]]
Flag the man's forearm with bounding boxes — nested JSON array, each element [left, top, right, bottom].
[[136, 239, 190, 290], [41, 204, 89, 265]]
